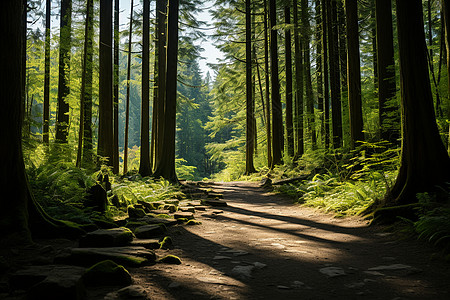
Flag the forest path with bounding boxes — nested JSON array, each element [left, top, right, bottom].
[[132, 181, 450, 299]]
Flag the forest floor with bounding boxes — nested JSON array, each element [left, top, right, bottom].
[[127, 181, 450, 299]]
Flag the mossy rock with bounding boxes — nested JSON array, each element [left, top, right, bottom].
[[164, 199, 180, 206], [134, 224, 166, 239], [127, 206, 147, 219], [82, 260, 132, 286], [159, 236, 174, 250], [186, 219, 202, 226], [158, 255, 182, 265], [137, 200, 158, 211], [125, 221, 148, 230], [163, 204, 178, 213], [176, 218, 188, 224], [156, 214, 171, 219], [79, 228, 134, 247], [92, 218, 119, 229]]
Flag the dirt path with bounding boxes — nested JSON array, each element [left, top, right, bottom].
[[132, 181, 450, 299]]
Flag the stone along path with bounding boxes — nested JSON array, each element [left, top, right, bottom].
[[130, 181, 450, 299]]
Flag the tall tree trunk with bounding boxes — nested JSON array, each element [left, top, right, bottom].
[[154, 0, 168, 168], [285, 5, 294, 157], [327, 0, 342, 149], [76, 0, 93, 168], [338, 0, 348, 147], [22, 0, 27, 123], [263, 0, 272, 167], [153, 0, 179, 183], [55, 0, 72, 143], [302, 0, 316, 150], [375, 0, 398, 144], [139, 0, 152, 176], [1, 2, 84, 245], [385, 0, 450, 207], [269, 0, 284, 166], [345, 0, 364, 149], [371, 2, 378, 95], [123, 0, 134, 174], [323, 0, 330, 149], [113, 0, 120, 173], [293, 0, 304, 158], [443, 0, 450, 153], [315, 0, 324, 147], [82, 0, 94, 167], [98, 0, 114, 166], [245, 0, 256, 174], [43, 0, 50, 144]]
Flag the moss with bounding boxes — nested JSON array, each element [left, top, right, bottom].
[[82, 260, 132, 286], [156, 214, 171, 219], [159, 236, 174, 250], [176, 218, 188, 224], [186, 219, 202, 226], [158, 255, 182, 265]]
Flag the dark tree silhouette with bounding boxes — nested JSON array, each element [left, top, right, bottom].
[[43, 0, 50, 144]]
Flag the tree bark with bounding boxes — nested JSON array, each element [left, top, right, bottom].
[[285, 5, 294, 157], [245, 0, 256, 174], [269, 0, 284, 166], [153, 0, 179, 183], [113, 0, 120, 173], [323, 0, 330, 149], [345, 0, 364, 149], [375, 0, 399, 144], [43, 0, 50, 144], [263, 0, 272, 167], [386, 0, 450, 206], [123, 0, 134, 174], [327, 0, 342, 149], [293, 0, 304, 158], [55, 0, 72, 143], [315, 0, 324, 147], [98, 0, 114, 166], [139, 0, 152, 176], [443, 0, 450, 153]]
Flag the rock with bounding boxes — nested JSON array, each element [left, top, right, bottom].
[[277, 285, 291, 290], [168, 282, 181, 289], [82, 260, 132, 286], [164, 199, 180, 205], [137, 200, 158, 211], [219, 249, 249, 256], [186, 219, 202, 225], [130, 239, 161, 249], [319, 267, 346, 278], [125, 221, 149, 230], [134, 224, 166, 239], [79, 228, 134, 248], [105, 285, 148, 300], [179, 206, 195, 213], [158, 255, 182, 265], [163, 204, 178, 213], [174, 212, 195, 220], [212, 210, 223, 214], [367, 264, 422, 275], [193, 206, 207, 211], [201, 199, 228, 207], [85, 184, 107, 212], [10, 265, 86, 300], [253, 262, 267, 269], [137, 216, 178, 227], [207, 193, 223, 199], [213, 256, 232, 260], [127, 206, 147, 219], [159, 236, 174, 250], [56, 247, 156, 267], [149, 209, 171, 215], [92, 218, 119, 229], [231, 265, 254, 279], [259, 177, 272, 188]]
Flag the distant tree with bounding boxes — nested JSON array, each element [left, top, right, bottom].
[[285, 5, 294, 157], [43, 0, 50, 144], [293, 0, 304, 158], [153, 0, 179, 182], [139, 0, 152, 176], [76, 0, 94, 167], [98, 0, 114, 165], [383, 0, 450, 207], [263, 0, 272, 167], [269, 0, 283, 166], [345, 0, 364, 149], [315, 0, 324, 146], [302, 0, 316, 150], [245, 0, 256, 174], [322, 0, 330, 149], [444, 0, 450, 153], [123, 0, 134, 174], [113, 0, 120, 173], [55, 0, 72, 143], [375, 0, 398, 144], [327, 0, 342, 148]]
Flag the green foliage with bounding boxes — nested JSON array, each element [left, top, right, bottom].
[[415, 207, 450, 249]]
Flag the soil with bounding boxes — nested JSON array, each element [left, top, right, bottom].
[[129, 181, 450, 299], [3, 181, 450, 299]]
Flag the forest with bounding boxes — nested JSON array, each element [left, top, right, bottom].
[[1, 0, 450, 299]]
